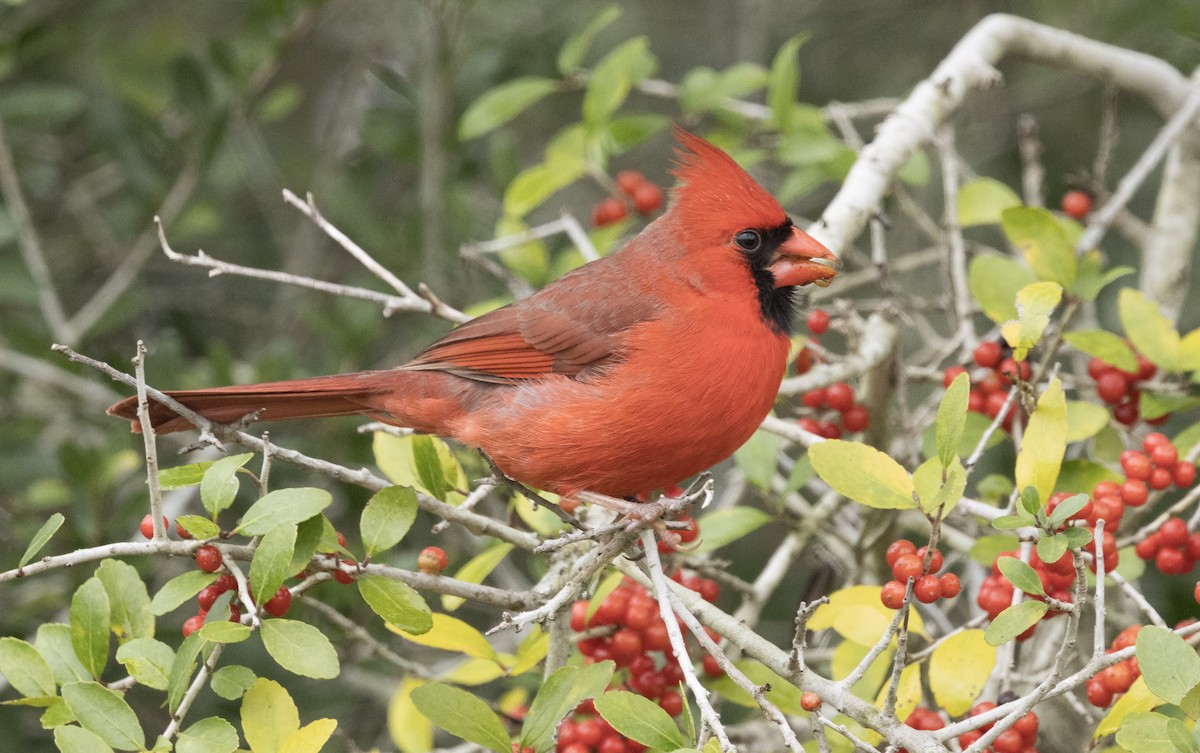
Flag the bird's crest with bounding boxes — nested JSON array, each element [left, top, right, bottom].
[[669, 126, 788, 237]]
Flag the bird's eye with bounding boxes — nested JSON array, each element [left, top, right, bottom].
[[734, 229, 761, 252]]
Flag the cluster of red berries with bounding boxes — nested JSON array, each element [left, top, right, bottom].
[[1061, 189, 1093, 221], [181, 572, 292, 637], [798, 381, 870, 438], [880, 541, 960, 609], [558, 573, 721, 752], [592, 171, 664, 227], [1089, 355, 1160, 426], [1135, 517, 1200, 575], [1122, 432, 1195, 494], [792, 309, 831, 377], [977, 548, 1075, 641], [899, 707, 945, 752], [1085, 625, 1141, 707], [943, 341, 1031, 433], [958, 700, 1040, 753]]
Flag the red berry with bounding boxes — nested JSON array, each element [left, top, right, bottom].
[[197, 584, 223, 612], [973, 341, 1003, 369], [698, 579, 720, 603], [957, 730, 983, 748], [182, 614, 205, 637], [1156, 547, 1190, 575], [659, 691, 684, 717], [801, 387, 826, 409], [916, 546, 944, 574], [1121, 479, 1149, 507], [418, 546, 448, 575], [615, 170, 644, 196], [592, 197, 627, 227], [1187, 533, 1200, 560], [336, 531, 347, 549], [1151, 442, 1179, 467], [1149, 466, 1174, 491], [1194, 580, 1200, 606], [1161, 518, 1189, 548], [1061, 189, 1093, 220], [140, 514, 168, 539], [943, 365, 968, 388], [609, 629, 643, 665], [175, 519, 192, 539], [880, 580, 907, 609], [702, 654, 724, 678], [1135, 533, 1162, 560], [642, 621, 671, 652], [195, 545, 222, 573], [999, 357, 1032, 381], [1143, 432, 1171, 452], [993, 728, 1025, 753], [842, 405, 870, 432], [575, 719, 604, 747], [263, 586, 292, 617], [913, 575, 942, 603], [1175, 462, 1197, 488], [675, 517, 700, 544], [891, 554, 924, 582], [1113, 399, 1141, 426], [1120, 450, 1153, 480], [1137, 354, 1157, 380], [1014, 711, 1039, 743], [333, 562, 354, 585], [794, 348, 813, 375], [984, 391, 1008, 419], [1088, 357, 1116, 380], [631, 182, 663, 215], [1087, 678, 1113, 707], [939, 573, 961, 598], [806, 309, 831, 335], [1096, 372, 1129, 403], [815, 420, 841, 439], [1101, 662, 1133, 694], [885, 539, 917, 567], [969, 701, 997, 730], [800, 691, 821, 712], [825, 382, 855, 412]]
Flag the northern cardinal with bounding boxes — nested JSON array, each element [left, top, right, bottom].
[[109, 128, 839, 500]]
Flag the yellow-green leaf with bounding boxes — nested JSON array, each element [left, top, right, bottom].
[[60, 682, 144, 751], [1015, 377, 1067, 503], [557, 5, 621, 75], [809, 585, 925, 640], [278, 718, 337, 753], [808, 440, 917, 510], [388, 678, 433, 753], [1001, 281, 1062, 360], [459, 78, 558, 140], [1063, 330, 1138, 373], [1066, 401, 1112, 443], [442, 544, 515, 612], [958, 177, 1022, 226], [70, 578, 110, 680], [874, 660, 921, 722], [582, 37, 654, 126], [1001, 206, 1076, 286], [412, 683, 511, 753], [390, 613, 499, 664], [929, 630, 996, 715], [1119, 288, 1182, 372], [1180, 327, 1200, 372], [936, 372, 970, 469], [1096, 677, 1160, 737], [969, 254, 1037, 324], [373, 433, 468, 505], [510, 627, 550, 677], [441, 657, 507, 686], [242, 678, 300, 753], [913, 455, 966, 515]]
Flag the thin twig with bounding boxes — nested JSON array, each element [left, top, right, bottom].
[[133, 342, 166, 541]]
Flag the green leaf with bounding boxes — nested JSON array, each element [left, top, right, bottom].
[[242, 678, 300, 753], [928, 630, 997, 716], [0, 83, 85, 125], [1142, 393, 1200, 421], [359, 576, 433, 634], [53, 725, 114, 753], [1115, 712, 1189, 753], [992, 515, 1031, 531], [679, 63, 766, 114], [412, 435, 449, 501], [19, 512, 65, 567], [0, 637, 56, 697], [166, 634, 205, 713], [1137, 625, 1200, 704], [250, 523, 297, 605], [200, 453, 252, 517], [898, 149, 930, 186], [237, 488, 331, 536], [114, 638, 174, 691], [768, 34, 808, 130], [260, 619, 339, 679], [1066, 400, 1112, 443], [1063, 525, 1095, 550], [502, 160, 586, 220], [606, 114, 670, 154], [984, 601, 1048, 645], [913, 456, 966, 515], [459, 77, 557, 141], [582, 37, 654, 125], [1063, 330, 1139, 373], [1001, 281, 1063, 360], [289, 515, 326, 576], [694, 507, 772, 553], [557, 4, 622, 74], [442, 543, 515, 612], [177, 716, 239, 753], [595, 691, 685, 751], [936, 372, 970, 469], [150, 570, 217, 616], [158, 461, 213, 490], [1072, 251, 1134, 302], [1055, 459, 1123, 495], [96, 559, 153, 644], [957, 178, 1022, 226], [733, 428, 780, 491], [60, 682, 145, 751], [211, 665, 257, 701], [1020, 486, 1042, 517], [1015, 378, 1068, 504], [997, 556, 1045, 596], [809, 440, 917, 509], [1047, 494, 1089, 526], [968, 253, 1037, 324], [971, 535, 1021, 565], [36, 624, 90, 686], [360, 485, 418, 557], [70, 578, 110, 680], [198, 621, 251, 644], [1001, 206, 1077, 287], [1036, 534, 1069, 566], [411, 683, 511, 753], [175, 515, 220, 540], [1120, 288, 1182, 372], [520, 662, 615, 753]]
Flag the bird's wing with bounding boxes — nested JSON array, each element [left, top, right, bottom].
[[404, 263, 660, 383]]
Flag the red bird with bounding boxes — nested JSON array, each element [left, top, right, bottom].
[[109, 129, 839, 501]]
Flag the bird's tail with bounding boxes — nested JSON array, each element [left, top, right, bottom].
[[107, 371, 396, 435]]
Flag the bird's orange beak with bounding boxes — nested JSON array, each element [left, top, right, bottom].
[[768, 226, 840, 288]]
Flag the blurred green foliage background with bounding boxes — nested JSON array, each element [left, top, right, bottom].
[[0, 1, 1197, 749]]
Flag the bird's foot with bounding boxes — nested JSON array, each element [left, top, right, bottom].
[[476, 449, 584, 530]]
